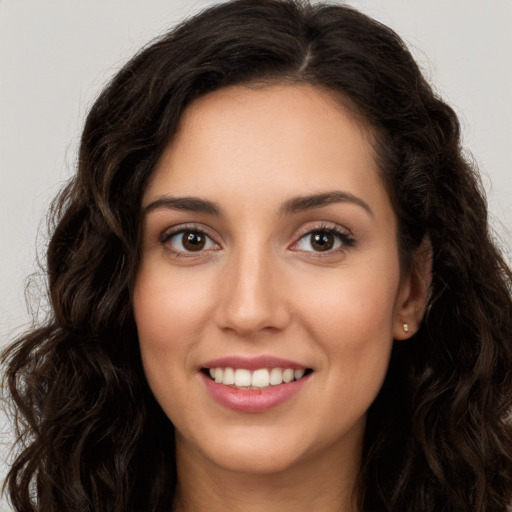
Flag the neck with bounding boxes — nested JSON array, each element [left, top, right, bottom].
[[172, 433, 362, 512]]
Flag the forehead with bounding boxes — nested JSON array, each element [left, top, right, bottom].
[[144, 84, 390, 219]]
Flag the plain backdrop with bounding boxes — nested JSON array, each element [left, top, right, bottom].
[[0, 1, 511, 508]]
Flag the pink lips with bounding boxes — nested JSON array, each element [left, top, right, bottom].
[[200, 356, 311, 413]]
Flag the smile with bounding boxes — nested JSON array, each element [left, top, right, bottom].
[[200, 357, 313, 412], [205, 367, 311, 389]]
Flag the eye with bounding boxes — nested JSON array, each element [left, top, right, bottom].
[[293, 227, 354, 253], [162, 228, 219, 254]]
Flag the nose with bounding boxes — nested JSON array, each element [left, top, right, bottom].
[[214, 246, 291, 337]]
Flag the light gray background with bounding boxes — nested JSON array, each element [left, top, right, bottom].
[[1, 1, 511, 508]]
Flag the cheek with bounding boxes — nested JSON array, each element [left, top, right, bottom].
[[132, 264, 209, 401], [299, 262, 399, 334], [295, 259, 400, 379], [132, 267, 207, 424], [133, 264, 213, 353]]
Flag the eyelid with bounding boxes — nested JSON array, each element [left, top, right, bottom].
[[289, 222, 355, 254], [160, 223, 206, 242], [157, 221, 354, 257], [160, 223, 221, 255]]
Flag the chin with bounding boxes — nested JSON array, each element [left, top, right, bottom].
[[208, 443, 306, 475], [176, 415, 365, 478], [177, 424, 318, 475]]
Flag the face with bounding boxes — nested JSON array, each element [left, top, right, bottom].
[[133, 84, 420, 477]]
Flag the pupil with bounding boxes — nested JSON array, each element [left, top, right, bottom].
[[311, 231, 334, 251], [183, 231, 205, 251]]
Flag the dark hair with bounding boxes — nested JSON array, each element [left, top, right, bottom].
[[3, 1, 512, 511]]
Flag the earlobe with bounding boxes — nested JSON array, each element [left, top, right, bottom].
[[393, 237, 433, 340]]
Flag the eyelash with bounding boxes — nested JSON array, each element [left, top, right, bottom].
[[160, 223, 355, 257], [160, 224, 219, 257], [290, 224, 355, 255]]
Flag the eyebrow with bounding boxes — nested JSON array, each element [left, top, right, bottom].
[[279, 191, 373, 217], [143, 190, 373, 217], [143, 196, 222, 215]]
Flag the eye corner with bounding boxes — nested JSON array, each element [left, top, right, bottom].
[[290, 224, 356, 255], [160, 224, 221, 257]]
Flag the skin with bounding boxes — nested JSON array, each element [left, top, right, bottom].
[[133, 84, 429, 512]]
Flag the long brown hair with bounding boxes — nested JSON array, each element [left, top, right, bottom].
[[3, 1, 512, 511]]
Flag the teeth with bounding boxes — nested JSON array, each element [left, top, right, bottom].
[[282, 369, 294, 383], [223, 367, 235, 385], [269, 368, 283, 385], [251, 369, 270, 387], [294, 369, 305, 380], [207, 367, 308, 389], [234, 369, 251, 387]]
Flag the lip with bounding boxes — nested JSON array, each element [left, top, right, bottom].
[[201, 372, 310, 412], [199, 356, 311, 413]]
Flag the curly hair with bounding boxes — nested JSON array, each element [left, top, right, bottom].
[[3, 1, 512, 511]]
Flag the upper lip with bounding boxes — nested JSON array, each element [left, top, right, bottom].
[[201, 356, 309, 371]]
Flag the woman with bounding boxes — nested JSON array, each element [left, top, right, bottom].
[[3, 1, 511, 511]]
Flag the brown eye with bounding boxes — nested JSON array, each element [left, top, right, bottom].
[[182, 231, 206, 251], [310, 231, 335, 251], [163, 228, 218, 254], [293, 227, 353, 254]]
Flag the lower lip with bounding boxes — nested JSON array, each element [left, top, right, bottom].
[[201, 372, 309, 412]]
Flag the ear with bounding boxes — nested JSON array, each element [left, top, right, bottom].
[[393, 237, 432, 340]]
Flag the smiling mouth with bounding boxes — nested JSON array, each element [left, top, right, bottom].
[[202, 367, 313, 389]]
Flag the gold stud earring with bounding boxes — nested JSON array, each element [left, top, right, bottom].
[[403, 323, 409, 333]]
